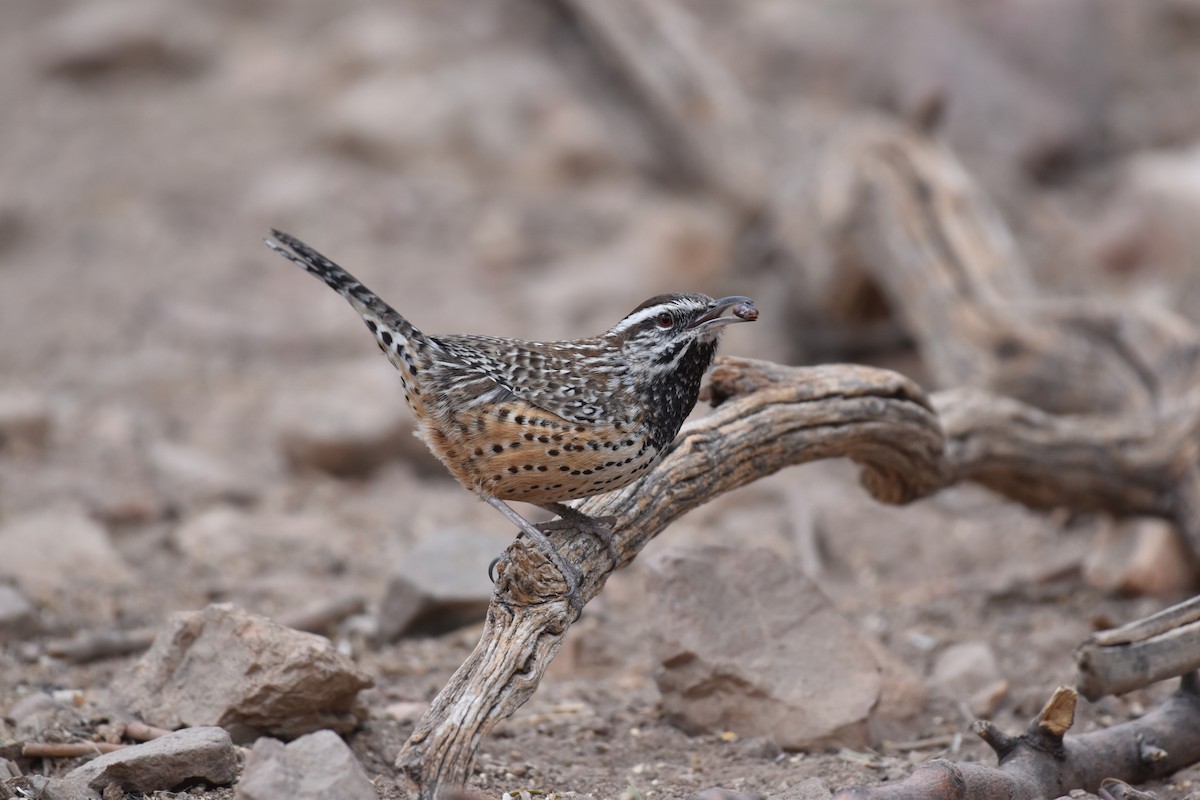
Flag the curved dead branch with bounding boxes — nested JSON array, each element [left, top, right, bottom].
[[394, 360, 942, 796], [833, 677, 1200, 800]]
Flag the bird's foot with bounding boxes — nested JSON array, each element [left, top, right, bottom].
[[540, 503, 621, 567], [485, 497, 584, 617]]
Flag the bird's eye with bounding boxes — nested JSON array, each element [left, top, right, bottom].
[[655, 311, 674, 328]]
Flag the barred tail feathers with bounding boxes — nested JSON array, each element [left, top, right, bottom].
[[265, 230, 437, 385]]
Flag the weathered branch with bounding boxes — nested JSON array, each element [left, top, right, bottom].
[[395, 361, 942, 796], [1076, 596, 1200, 700], [833, 678, 1200, 799], [711, 359, 1200, 525], [395, 356, 1200, 797]]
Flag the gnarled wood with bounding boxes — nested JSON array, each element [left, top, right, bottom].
[[395, 361, 943, 796], [395, 356, 1200, 797], [1077, 596, 1200, 700], [833, 677, 1200, 800]]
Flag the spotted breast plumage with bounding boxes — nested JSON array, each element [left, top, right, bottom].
[[266, 230, 757, 606]]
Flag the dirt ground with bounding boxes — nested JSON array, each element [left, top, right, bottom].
[[4, 1, 1200, 798]]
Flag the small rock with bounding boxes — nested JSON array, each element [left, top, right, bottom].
[[236, 730, 376, 800], [930, 642, 1003, 700], [0, 390, 52, 453], [377, 529, 506, 640], [648, 547, 893, 750], [0, 584, 37, 641], [0, 758, 19, 780], [64, 727, 237, 794], [0, 507, 132, 604], [274, 360, 433, 477], [113, 603, 372, 742]]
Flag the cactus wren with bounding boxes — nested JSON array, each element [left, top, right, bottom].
[[266, 230, 757, 606]]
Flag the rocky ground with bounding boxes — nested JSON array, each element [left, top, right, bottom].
[[4, 1, 1200, 798]]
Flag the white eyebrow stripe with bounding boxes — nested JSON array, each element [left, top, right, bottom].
[[607, 300, 708, 335]]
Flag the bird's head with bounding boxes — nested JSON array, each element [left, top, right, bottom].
[[607, 292, 757, 382]]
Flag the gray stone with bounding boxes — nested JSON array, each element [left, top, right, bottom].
[[113, 603, 372, 742], [0, 508, 131, 604], [65, 727, 237, 793], [378, 529, 505, 640], [236, 730, 376, 800], [648, 547, 902, 750], [0, 584, 37, 641]]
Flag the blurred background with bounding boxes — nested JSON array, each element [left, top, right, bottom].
[[5, 0, 1200, 796]]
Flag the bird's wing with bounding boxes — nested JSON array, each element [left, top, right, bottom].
[[427, 335, 623, 425]]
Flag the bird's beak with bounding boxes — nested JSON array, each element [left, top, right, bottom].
[[692, 296, 758, 330]]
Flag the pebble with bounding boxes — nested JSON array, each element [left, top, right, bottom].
[[236, 730, 376, 800]]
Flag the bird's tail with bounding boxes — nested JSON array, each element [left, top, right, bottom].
[[266, 230, 432, 356]]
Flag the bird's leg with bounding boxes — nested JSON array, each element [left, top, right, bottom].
[[485, 496, 582, 610], [539, 502, 620, 567]]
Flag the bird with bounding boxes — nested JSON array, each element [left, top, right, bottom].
[[265, 230, 757, 608]]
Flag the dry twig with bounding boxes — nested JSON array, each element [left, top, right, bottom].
[[1077, 596, 1200, 700], [833, 678, 1200, 799]]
